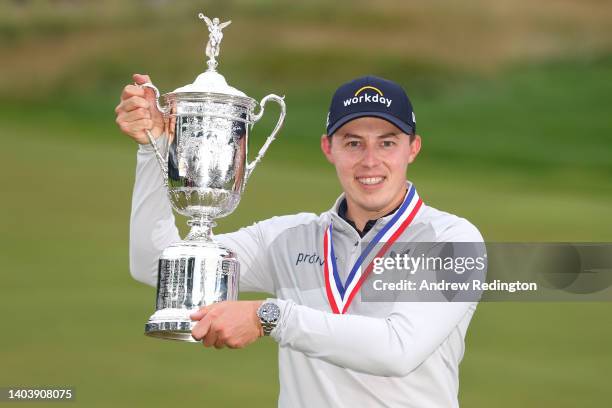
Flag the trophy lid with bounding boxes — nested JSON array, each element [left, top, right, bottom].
[[170, 13, 246, 98], [172, 71, 246, 96]]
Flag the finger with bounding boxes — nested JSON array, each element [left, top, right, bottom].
[[214, 337, 226, 349], [117, 118, 153, 135], [118, 108, 151, 123], [133, 73, 151, 85], [121, 84, 145, 101], [203, 326, 219, 348], [116, 96, 150, 113], [191, 316, 212, 341]]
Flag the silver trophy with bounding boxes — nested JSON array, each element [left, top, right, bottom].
[[140, 13, 286, 341]]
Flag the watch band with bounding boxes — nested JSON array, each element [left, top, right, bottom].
[[261, 321, 275, 336]]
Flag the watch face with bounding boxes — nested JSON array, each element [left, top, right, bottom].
[[259, 303, 280, 323]]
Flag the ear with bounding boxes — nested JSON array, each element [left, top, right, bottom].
[[320, 134, 335, 164], [407, 134, 422, 164]]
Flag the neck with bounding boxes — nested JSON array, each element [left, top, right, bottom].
[[345, 186, 407, 232]]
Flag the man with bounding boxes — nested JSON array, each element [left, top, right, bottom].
[[116, 74, 483, 407]]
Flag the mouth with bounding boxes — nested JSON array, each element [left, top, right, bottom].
[[356, 176, 386, 186]]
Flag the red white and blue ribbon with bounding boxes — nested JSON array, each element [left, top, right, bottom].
[[323, 185, 423, 314]]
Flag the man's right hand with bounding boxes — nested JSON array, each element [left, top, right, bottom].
[[114, 74, 164, 144]]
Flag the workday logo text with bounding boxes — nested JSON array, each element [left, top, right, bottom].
[[343, 86, 392, 108]]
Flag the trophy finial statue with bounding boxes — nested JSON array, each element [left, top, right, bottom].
[[198, 13, 232, 72]]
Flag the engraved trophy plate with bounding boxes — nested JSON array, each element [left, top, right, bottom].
[[141, 13, 286, 342]]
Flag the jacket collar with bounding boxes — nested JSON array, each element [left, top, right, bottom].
[[328, 181, 415, 239]]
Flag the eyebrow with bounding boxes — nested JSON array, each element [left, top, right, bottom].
[[342, 132, 400, 139]]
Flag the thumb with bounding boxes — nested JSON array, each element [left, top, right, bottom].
[[132, 73, 157, 104], [132, 73, 151, 85], [190, 306, 210, 321]]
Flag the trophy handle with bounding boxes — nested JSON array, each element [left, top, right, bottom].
[[246, 94, 286, 181], [139, 82, 169, 185]]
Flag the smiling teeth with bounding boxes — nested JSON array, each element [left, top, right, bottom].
[[358, 177, 384, 185]]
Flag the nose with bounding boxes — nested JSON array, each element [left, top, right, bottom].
[[360, 145, 381, 168]]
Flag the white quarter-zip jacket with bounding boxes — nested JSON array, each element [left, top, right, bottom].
[[130, 144, 484, 408]]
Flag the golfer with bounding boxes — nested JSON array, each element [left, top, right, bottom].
[[116, 74, 483, 407]]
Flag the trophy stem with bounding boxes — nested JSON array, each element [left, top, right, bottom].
[[185, 215, 217, 242]]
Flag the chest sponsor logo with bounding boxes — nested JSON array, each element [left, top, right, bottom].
[[295, 252, 325, 267]]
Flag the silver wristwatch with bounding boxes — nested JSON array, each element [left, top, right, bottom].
[[257, 302, 280, 336]]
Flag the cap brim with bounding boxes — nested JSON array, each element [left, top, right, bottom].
[[327, 112, 414, 136]]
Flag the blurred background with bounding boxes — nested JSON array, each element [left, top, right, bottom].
[[1, 0, 611, 406]]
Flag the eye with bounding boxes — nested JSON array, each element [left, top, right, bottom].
[[381, 140, 396, 148], [346, 140, 361, 148]]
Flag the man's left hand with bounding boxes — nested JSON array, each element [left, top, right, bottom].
[[190, 300, 264, 349]]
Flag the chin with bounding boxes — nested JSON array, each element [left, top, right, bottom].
[[354, 195, 391, 212]]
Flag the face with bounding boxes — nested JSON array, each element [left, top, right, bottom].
[[321, 117, 421, 218]]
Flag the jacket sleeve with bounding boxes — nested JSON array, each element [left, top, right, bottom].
[[271, 299, 476, 377], [269, 219, 484, 377], [129, 143, 275, 294], [129, 143, 181, 287]]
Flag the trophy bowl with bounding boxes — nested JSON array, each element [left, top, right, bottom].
[[154, 90, 272, 219], [140, 13, 286, 342], [165, 93, 254, 219]]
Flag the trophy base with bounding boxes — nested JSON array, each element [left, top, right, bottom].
[[145, 321, 198, 342], [145, 307, 199, 342], [143, 219, 240, 343]]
